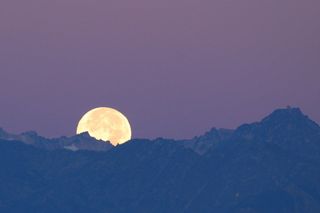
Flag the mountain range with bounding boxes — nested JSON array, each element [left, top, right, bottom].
[[0, 128, 113, 151], [0, 107, 320, 213]]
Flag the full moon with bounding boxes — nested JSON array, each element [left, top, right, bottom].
[[76, 107, 132, 146]]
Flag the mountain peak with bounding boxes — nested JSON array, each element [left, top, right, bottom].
[[263, 107, 304, 121], [0, 127, 6, 134], [21, 131, 40, 137], [232, 107, 320, 159], [73, 131, 93, 139], [0, 128, 8, 138], [260, 107, 319, 131]]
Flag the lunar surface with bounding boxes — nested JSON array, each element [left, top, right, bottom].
[[76, 107, 132, 146]]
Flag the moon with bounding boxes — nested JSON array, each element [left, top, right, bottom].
[[76, 107, 132, 146]]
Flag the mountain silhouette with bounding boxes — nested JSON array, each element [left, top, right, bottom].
[[234, 107, 320, 159], [0, 107, 320, 213], [0, 129, 113, 151]]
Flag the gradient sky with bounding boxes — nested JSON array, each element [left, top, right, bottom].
[[1, 0, 319, 139]]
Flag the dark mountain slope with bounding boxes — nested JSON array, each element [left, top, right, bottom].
[[0, 139, 200, 213], [234, 107, 320, 159], [183, 139, 320, 213]]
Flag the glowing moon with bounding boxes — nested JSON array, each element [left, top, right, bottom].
[[76, 107, 132, 146]]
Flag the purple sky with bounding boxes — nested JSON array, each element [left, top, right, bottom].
[[1, 0, 319, 139]]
